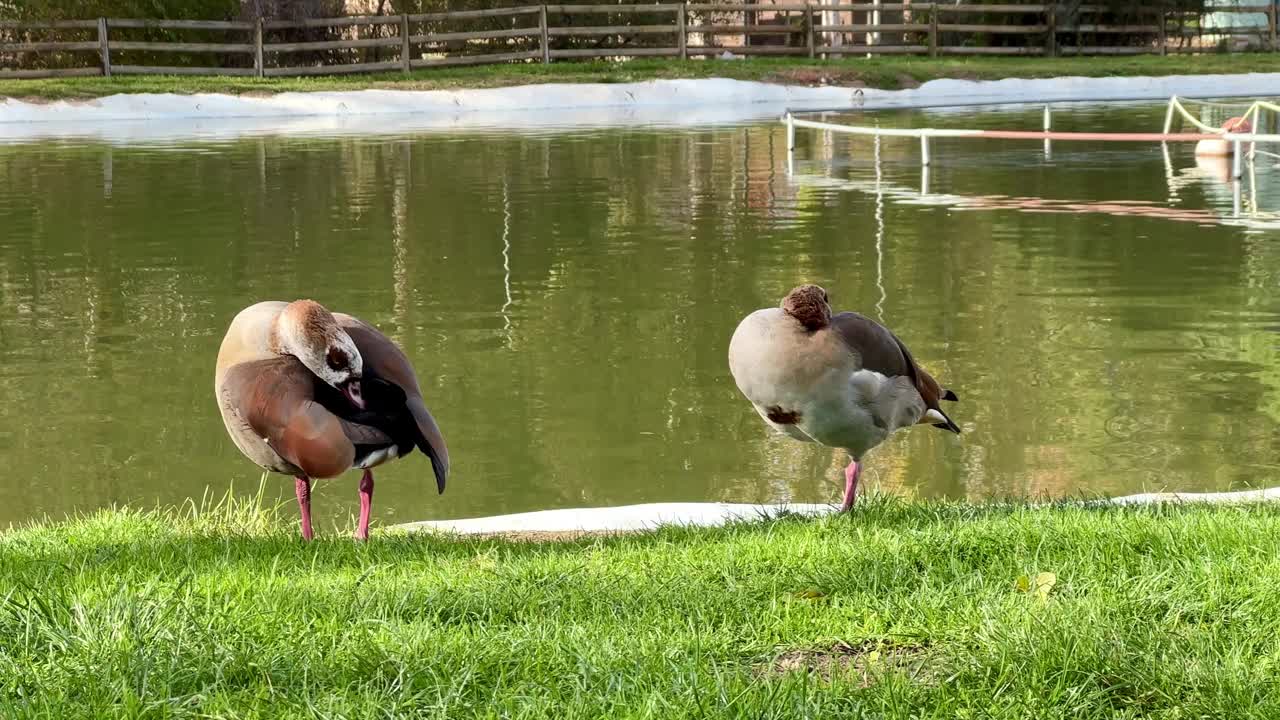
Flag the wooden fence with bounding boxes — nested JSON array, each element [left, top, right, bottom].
[[2, 3, 1277, 79]]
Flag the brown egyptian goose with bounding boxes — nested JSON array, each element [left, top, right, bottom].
[[728, 284, 959, 510], [214, 300, 449, 541]]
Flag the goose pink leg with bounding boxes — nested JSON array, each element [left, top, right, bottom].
[[356, 469, 374, 541], [840, 461, 861, 512], [295, 476, 314, 541]]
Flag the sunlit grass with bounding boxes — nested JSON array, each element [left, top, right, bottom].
[[4, 491, 1280, 717], [4, 55, 1280, 100]]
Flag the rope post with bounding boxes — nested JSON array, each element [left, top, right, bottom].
[[928, 3, 938, 57], [678, 3, 687, 60], [920, 135, 931, 166], [805, 2, 815, 58], [97, 17, 111, 77], [1163, 97, 1176, 134], [785, 112, 795, 176], [254, 18, 264, 78], [1043, 104, 1052, 158], [1232, 139, 1243, 179], [400, 14, 411, 73], [539, 5, 550, 64]]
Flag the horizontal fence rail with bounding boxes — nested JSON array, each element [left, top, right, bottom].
[[2, 3, 1277, 79]]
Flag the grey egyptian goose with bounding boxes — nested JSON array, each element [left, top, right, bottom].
[[728, 284, 959, 510], [214, 300, 449, 541]]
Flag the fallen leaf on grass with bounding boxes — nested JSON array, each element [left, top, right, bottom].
[[1015, 571, 1057, 602]]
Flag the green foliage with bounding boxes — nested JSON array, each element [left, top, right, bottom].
[[934, 0, 1211, 50], [6, 0, 239, 22], [1, 0, 243, 71]]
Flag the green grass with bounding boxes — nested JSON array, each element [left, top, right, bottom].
[[4, 492, 1280, 718], [5, 55, 1280, 100]]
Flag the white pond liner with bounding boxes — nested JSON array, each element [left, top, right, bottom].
[[395, 488, 1280, 536], [1, 72, 1279, 143], [393, 502, 837, 535]]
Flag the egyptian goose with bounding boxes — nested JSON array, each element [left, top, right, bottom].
[[728, 284, 959, 510], [214, 300, 449, 541]]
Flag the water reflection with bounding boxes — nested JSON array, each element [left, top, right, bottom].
[[0, 102, 1278, 528]]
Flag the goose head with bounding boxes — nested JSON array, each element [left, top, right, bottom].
[[275, 299, 365, 409], [781, 284, 831, 332]]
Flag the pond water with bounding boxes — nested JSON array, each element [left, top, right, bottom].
[[1, 100, 1278, 529]]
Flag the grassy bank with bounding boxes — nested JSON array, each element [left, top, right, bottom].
[[4, 55, 1280, 101], [3, 495, 1280, 717]]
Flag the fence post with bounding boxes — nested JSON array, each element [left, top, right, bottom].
[[1270, 3, 1277, 51], [254, 19, 264, 77], [805, 2, 815, 58], [97, 17, 111, 77], [678, 3, 688, 60], [400, 14, 411, 72], [1044, 4, 1055, 57], [539, 5, 550, 64], [870, 0, 880, 47], [928, 3, 938, 57], [1157, 10, 1166, 55]]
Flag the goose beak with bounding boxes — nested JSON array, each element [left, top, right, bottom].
[[342, 379, 365, 410]]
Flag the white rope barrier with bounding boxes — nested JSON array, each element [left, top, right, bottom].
[[784, 113, 1280, 144], [1163, 96, 1280, 135]]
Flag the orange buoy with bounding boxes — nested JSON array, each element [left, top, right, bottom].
[[1195, 116, 1252, 157]]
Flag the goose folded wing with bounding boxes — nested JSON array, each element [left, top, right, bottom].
[[829, 312, 960, 434], [336, 314, 451, 492], [224, 356, 393, 479]]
